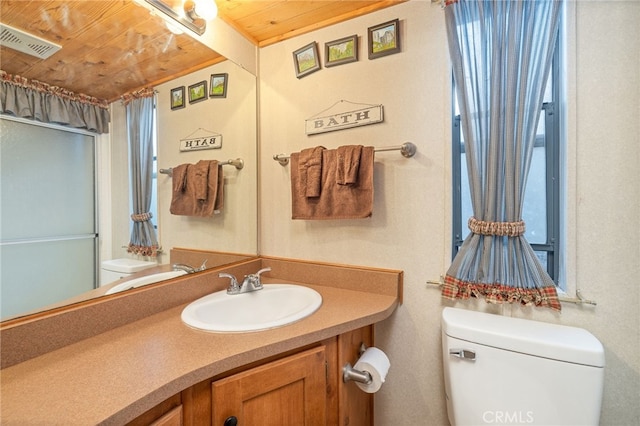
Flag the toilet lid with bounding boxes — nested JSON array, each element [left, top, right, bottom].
[[442, 307, 605, 367]]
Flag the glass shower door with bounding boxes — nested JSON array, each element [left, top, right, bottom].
[[0, 117, 98, 320]]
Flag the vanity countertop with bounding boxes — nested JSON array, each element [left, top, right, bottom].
[[0, 277, 399, 425]]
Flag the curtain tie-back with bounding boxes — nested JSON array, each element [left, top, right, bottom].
[[468, 217, 525, 237], [131, 212, 153, 223]]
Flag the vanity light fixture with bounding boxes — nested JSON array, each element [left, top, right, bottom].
[[144, 0, 218, 36]]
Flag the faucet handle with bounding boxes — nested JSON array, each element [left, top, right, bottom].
[[219, 273, 239, 294], [198, 259, 208, 271], [250, 267, 271, 290], [255, 267, 271, 278]]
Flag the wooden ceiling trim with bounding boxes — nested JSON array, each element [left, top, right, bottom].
[[256, 0, 407, 47]]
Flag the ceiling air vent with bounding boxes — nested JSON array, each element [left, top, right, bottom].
[[0, 23, 61, 59]]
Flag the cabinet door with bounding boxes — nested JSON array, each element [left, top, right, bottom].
[[212, 345, 327, 426], [150, 405, 183, 426]]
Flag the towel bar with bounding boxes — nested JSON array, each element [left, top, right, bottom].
[[159, 158, 244, 176], [273, 142, 416, 166]]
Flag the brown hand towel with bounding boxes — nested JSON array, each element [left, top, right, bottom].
[[195, 160, 220, 216], [169, 163, 191, 215], [291, 146, 374, 220], [213, 162, 224, 213], [193, 160, 210, 201], [297, 146, 325, 198], [336, 145, 363, 185]]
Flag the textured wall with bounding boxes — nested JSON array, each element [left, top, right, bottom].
[[258, 1, 640, 425]]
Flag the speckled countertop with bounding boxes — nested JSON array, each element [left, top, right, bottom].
[[0, 270, 400, 425]]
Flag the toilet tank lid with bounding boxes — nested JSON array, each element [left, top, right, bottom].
[[101, 258, 157, 273], [442, 307, 605, 367]]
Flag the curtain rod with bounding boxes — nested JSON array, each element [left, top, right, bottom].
[[425, 278, 597, 306], [272, 142, 416, 166], [159, 158, 244, 176]]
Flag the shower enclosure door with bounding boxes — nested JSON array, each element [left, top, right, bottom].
[[0, 117, 98, 320]]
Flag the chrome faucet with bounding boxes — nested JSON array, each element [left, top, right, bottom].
[[172, 259, 208, 274], [219, 267, 271, 295]]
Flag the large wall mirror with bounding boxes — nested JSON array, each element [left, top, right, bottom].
[[0, 2, 258, 322]]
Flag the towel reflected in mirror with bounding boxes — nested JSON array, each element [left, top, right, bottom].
[[170, 160, 224, 216]]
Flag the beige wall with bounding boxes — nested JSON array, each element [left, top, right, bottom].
[[108, 60, 258, 264], [155, 61, 258, 256], [258, 1, 640, 425]]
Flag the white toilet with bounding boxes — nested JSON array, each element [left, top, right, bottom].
[[441, 307, 605, 426], [100, 258, 157, 286]]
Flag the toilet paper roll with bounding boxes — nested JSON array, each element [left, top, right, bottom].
[[353, 347, 391, 393]]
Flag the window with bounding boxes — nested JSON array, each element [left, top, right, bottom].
[[452, 34, 563, 287]]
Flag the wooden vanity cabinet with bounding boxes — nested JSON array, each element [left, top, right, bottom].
[[129, 326, 373, 426], [212, 344, 329, 425]]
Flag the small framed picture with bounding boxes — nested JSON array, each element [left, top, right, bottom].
[[325, 35, 358, 68], [293, 42, 321, 79], [368, 19, 401, 60], [188, 80, 207, 104], [170, 86, 185, 110], [210, 73, 228, 98]]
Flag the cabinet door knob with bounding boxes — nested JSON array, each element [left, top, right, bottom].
[[224, 416, 238, 426]]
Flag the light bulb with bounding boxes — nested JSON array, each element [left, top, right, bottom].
[[193, 0, 217, 20]]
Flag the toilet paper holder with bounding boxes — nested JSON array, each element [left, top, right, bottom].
[[342, 343, 373, 385]]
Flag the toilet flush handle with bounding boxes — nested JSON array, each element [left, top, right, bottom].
[[449, 349, 476, 361]]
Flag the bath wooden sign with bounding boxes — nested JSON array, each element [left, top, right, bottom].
[[179, 128, 222, 152], [305, 101, 384, 135]]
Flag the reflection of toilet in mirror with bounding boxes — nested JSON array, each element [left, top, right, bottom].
[[100, 258, 157, 286], [441, 307, 605, 426]]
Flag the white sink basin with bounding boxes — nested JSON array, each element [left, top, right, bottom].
[[105, 270, 188, 295], [181, 284, 322, 332]]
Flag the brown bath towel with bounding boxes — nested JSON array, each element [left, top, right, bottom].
[[291, 146, 374, 220], [170, 160, 223, 216]]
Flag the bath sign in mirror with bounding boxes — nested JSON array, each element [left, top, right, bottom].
[[179, 128, 222, 151], [305, 99, 384, 135]]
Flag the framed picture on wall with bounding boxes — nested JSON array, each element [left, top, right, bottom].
[[368, 19, 401, 60], [293, 42, 321, 78], [188, 80, 207, 104], [325, 35, 358, 68], [210, 73, 228, 98], [170, 86, 185, 110]]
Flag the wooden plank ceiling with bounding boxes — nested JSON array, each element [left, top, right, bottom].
[[0, 0, 405, 102]]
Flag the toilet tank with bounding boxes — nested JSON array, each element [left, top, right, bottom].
[[100, 258, 157, 286], [441, 307, 605, 426]]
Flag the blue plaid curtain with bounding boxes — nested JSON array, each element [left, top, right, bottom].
[[442, 0, 563, 310], [125, 90, 160, 257]]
